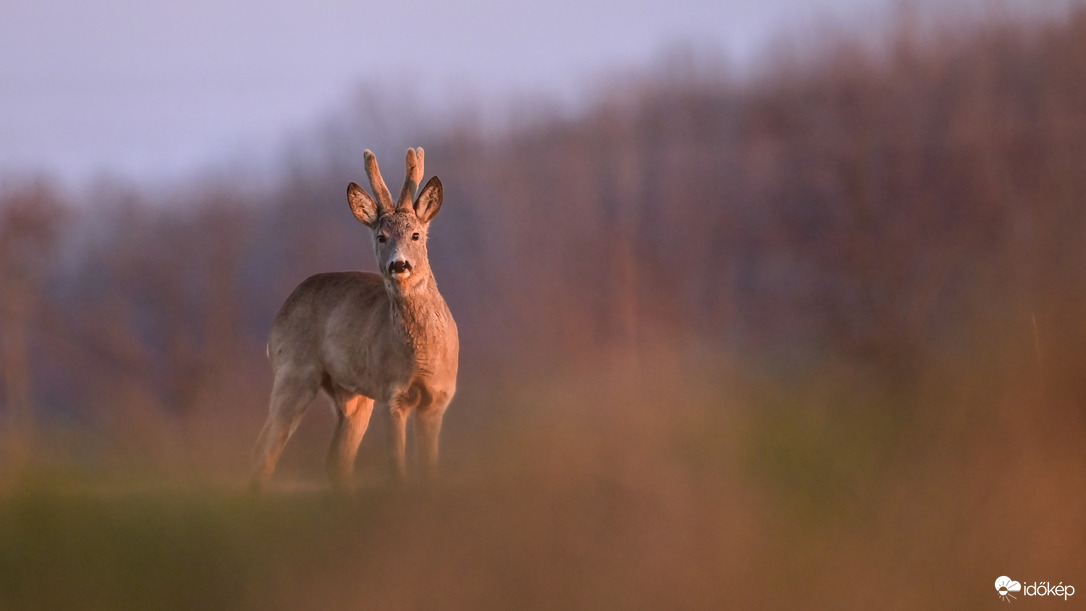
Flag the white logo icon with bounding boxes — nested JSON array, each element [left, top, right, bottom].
[[996, 576, 1022, 602]]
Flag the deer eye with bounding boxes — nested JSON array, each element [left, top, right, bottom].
[[412, 232, 420, 241], [377, 234, 387, 243]]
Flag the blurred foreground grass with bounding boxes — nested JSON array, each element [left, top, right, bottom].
[[1, 352, 1084, 610]]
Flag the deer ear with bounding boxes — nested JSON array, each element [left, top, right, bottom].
[[414, 176, 443, 223], [348, 182, 379, 228]]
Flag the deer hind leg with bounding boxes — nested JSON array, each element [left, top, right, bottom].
[[249, 371, 318, 493], [326, 389, 374, 492]]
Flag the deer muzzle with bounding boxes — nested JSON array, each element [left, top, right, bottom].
[[388, 260, 413, 279]]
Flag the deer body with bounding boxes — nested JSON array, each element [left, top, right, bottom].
[[250, 148, 458, 492]]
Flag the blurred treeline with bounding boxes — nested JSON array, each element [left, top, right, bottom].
[[2, 6, 1086, 479]]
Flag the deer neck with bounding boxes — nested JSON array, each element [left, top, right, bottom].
[[387, 272, 448, 353]]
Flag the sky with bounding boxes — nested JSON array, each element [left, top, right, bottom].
[[0, 0, 1013, 187]]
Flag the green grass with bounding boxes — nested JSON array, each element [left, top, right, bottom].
[[0, 485, 354, 610]]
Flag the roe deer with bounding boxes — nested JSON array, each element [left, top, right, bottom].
[[249, 147, 458, 492]]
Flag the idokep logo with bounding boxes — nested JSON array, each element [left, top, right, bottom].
[[995, 576, 1076, 602], [996, 576, 1022, 602]]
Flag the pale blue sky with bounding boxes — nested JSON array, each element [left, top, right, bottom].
[[0, 0, 1017, 186]]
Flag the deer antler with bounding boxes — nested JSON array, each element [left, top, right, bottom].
[[364, 150, 396, 217], [397, 147, 425, 211]]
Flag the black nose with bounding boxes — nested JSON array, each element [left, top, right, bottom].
[[388, 260, 412, 274]]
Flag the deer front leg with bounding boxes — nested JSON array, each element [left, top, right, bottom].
[[415, 399, 448, 482], [385, 398, 410, 483]]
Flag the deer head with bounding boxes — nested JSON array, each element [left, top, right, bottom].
[[347, 148, 444, 292]]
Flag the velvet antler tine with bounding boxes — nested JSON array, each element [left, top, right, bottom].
[[397, 148, 425, 210], [364, 149, 395, 216]]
